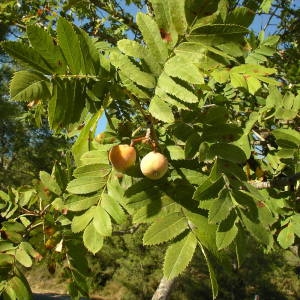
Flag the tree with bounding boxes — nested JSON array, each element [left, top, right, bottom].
[[0, 0, 299, 299]]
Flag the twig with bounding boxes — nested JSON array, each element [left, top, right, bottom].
[[89, 0, 139, 33], [113, 224, 140, 235]]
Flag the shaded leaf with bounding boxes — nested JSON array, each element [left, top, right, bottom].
[[208, 189, 234, 224], [27, 25, 66, 74], [158, 72, 198, 103], [2, 41, 53, 74], [10, 70, 50, 102], [216, 212, 238, 250], [57, 17, 82, 74]]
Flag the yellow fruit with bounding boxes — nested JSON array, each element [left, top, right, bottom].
[[140, 151, 168, 180], [109, 144, 137, 172]]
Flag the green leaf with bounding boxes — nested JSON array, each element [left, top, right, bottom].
[[76, 28, 100, 75], [169, 0, 188, 35], [209, 143, 247, 164], [164, 55, 204, 84], [230, 73, 247, 89], [201, 106, 229, 125], [133, 195, 180, 224], [71, 206, 95, 233], [156, 87, 190, 110], [83, 222, 104, 254], [208, 190, 234, 224], [211, 69, 230, 83], [118, 39, 147, 59], [67, 176, 107, 195], [48, 79, 86, 131], [190, 24, 248, 42], [64, 195, 99, 212], [72, 110, 104, 165], [20, 242, 40, 260], [39, 171, 62, 195], [291, 215, 300, 238], [110, 51, 156, 89], [79, 150, 110, 166], [201, 247, 218, 299], [194, 177, 224, 201], [93, 206, 112, 236], [124, 179, 162, 210], [179, 169, 208, 185], [15, 245, 32, 268], [57, 17, 82, 74], [231, 64, 277, 75], [73, 164, 111, 178], [235, 229, 248, 268], [118, 39, 162, 75], [101, 193, 126, 224], [143, 212, 188, 245], [226, 7, 255, 27], [202, 124, 243, 143], [167, 145, 185, 160], [216, 212, 238, 250], [151, 0, 178, 48], [0, 253, 14, 266], [163, 232, 197, 280], [149, 96, 174, 123], [240, 211, 272, 246], [119, 71, 151, 99], [185, 133, 202, 159], [259, 0, 273, 13], [7, 276, 32, 300], [272, 128, 300, 149], [246, 76, 262, 95], [277, 224, 294, 249], [2, 41, 54, 74], [10, 71, 50, 102], [136, 12, 168, 65], [158, 72, 198, 103], [27, 25, 66, 74]]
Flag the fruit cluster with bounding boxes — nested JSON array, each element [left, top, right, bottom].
[[109, 144, 168, 180]]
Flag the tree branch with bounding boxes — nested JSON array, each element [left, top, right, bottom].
[[89, 0, 139, 33], [152, 277, 175, 300], [248, 172, 300, 189]]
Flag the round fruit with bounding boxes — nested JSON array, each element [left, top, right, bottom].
[[109, 144, 137, 172], [140, 151, 168, 180]]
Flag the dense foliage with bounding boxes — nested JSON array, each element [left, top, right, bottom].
[[0, 0, 299, 299]]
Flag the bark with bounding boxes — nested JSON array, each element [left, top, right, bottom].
[[152, 277, 175, 300]]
